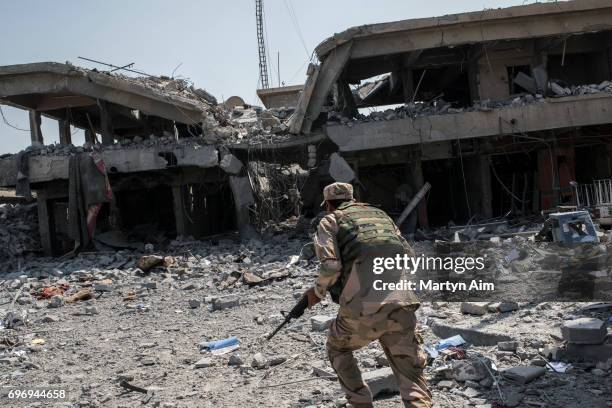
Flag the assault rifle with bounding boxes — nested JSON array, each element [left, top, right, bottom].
[[266, 295, 309, 341]]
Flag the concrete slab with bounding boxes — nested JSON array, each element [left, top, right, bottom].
[[428, 318, 514, 346]]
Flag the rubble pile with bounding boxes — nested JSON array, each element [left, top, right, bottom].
[[328, 79, 612, 126], [0, 230, 610, 407], [0, 203, 40, 267], [224, 105, 295, 145]]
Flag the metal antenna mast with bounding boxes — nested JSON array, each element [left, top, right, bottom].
[[255, 0, 270, 89]]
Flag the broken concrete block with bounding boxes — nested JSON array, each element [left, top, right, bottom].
[[228, 354, 244, 366], [219, 154, 243, 175], [137, 255, 164, 272], [311, 315, 334, 331], [188, 299, 201, 309], [194, 357, 213, 368], [460, 302, 489, 316], [362, 367, 398, 397], [463, 387, 481, 398], [497, 301, 519, 313], [513, 72, 537, 94], [84, 306, 99, 315], [47, 295, 64, 308], [550, 82, 570, 96], [561, 318, 607, 345], [212, 296, 240, 311], [251, 352, 267, 369], [450, 358, 491, 381], [498, 341, 519, 352], [502, 365, 546, 384], [429, 318, 514, 346], [436, 380, 455, 389], [92, 281, 113, 292]]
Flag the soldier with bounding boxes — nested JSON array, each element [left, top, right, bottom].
[[304, 182, 432, 408]]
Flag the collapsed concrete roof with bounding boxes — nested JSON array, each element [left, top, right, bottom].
[[0, 62, 212, 127], [314, 0, 612, 60], [288, 0, 612, 135]]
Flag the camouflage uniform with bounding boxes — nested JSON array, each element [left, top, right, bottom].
[[314, 183, 432, 408]]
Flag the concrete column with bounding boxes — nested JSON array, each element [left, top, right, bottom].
[[228, 176, 257, 239], [409, 151, 429, 230], [36, 193, 53, 256], [480, 155, 493, 218], [99, 101, 114, 145], [28, 110, 43, 146], [58, 119, 72, 145], [172, 185, 187, 237], [401, 68, 414, 103]]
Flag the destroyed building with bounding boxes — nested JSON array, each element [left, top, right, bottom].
[[3, 0, 612, 257], [0, 63, 268, 256], [289, 0, 612, 233]]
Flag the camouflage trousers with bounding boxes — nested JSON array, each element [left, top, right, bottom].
[[326, 304, 432, 408]]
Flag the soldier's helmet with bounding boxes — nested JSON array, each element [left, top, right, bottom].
[[321, 182, 354, 206]]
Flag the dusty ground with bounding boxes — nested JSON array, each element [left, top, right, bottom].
[[0, 234, 610, 408]]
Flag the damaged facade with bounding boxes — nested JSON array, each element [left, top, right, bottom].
[[291, 0, 612, 234], [0, 63, 266, 255], [3, 0, 612, 256]]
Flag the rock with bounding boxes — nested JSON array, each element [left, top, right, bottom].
[[212, 296, 240, 311], [268, 355, 287, 366], [363, 367, 398, 397], [460, 302, 489, 315], [311, 315, 334, 331], [497, 301, 519, 313], [47, 295, 64, 308], [498, 341, 519, 352], [228, 354, 244, 366], [137, 255, 164, 272], [591, 368, 606, 376], [561, 318, 607, 345], [188, 299, 201, 309], [437, 380, 455, 389], [450, 358, 491, 382], [41, 314, 59, 323], [194, 357, 212, 369], [463, 387, 481, 398], [251, 353, 267, 369], [502, 365, 546, 384], [92, 281, 113, 292], [141, 281, 157, 290], [180, 282, 197, 291], [84, 306, 99, 315]]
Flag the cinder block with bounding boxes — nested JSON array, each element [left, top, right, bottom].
[[561, 318, 607, 345]]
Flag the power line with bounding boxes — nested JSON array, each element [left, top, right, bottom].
[[284, 0, 310, 60], [0, 105, 29, 132]]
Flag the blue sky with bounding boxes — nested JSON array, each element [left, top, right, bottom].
[[0, 0, 528, 153]]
